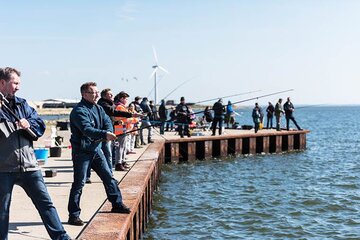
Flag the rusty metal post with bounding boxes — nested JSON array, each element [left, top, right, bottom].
[[170, 143, 179, 162], [288, 134, 294, 151], [187, 142, 196, 161], [263, 136, 270, 154], [276, 135, 282, 153], [204, 140, 213, 159], [220, 140, 228, 157], [249, 137, 256, 154], [235, 138, 242, 154]]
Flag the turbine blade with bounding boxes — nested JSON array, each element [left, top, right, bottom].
[[152, 46, 158, 64], [158, 65, 169, 74], [149, 67, 158, 79]]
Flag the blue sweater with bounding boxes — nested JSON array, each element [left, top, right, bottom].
[[70, 98, 113, 152]]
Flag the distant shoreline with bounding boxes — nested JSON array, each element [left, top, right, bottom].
[[37, 108, 72, 116]]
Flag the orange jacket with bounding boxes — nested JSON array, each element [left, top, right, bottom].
[[113, 104, 138, 135]]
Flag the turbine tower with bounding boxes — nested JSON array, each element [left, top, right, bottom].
[[149, 46, 169, 105]]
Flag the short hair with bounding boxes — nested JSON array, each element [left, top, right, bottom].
[[80, 82, 97, 94], [101, 88, 111, 98], [0, 67, 21, 82]]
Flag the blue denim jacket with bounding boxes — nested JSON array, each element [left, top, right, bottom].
[[70, 98, 113, 153], [0, 96, 45, 172]]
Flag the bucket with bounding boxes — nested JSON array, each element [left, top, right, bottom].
[[50, 146, 62, 157], [34, 148, 49, 164]]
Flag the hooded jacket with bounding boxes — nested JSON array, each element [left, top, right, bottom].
[[0, 96, 45, 172]]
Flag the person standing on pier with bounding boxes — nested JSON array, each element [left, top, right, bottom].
[[175, 96, 191, 138], [283, 97, 302, 130], [211, 98, 225, 135], [0, 67, 70, 240], [140, 97, 154, 144], [158, 99, 168, 134], [130, 96, 144, 148], [266, 102, 275, 129], [68, 82, 130, 226], [113, 91, 138, 171], [96, 88, 134, 176], [275, 98, 284, 131], [225, 100, 235, 129], [252, 103, 262, 133]]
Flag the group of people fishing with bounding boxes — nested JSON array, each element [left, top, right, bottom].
[[252, 97, 302, 133], [0, 65, 303, 240]]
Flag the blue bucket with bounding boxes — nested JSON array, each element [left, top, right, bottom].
[[34, 148, 49, 163]]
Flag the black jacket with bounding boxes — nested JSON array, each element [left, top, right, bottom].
[[212, 101, 224, 117], [97, 98, 132, 118]]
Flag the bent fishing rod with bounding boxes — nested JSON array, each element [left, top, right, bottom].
[[192, 89, 294, 115], [0, 92, 37, 138], [193, 89, 262, 104]]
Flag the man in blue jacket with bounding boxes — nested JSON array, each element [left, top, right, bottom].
[[67, 82, 130, 226], [0, 67, 70, 239]]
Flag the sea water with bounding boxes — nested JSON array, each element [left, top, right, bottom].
[[144, 106, 360, 239]]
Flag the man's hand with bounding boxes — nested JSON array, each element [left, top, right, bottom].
[[106, 132, 117, 141], [17, 118, 30, 129]]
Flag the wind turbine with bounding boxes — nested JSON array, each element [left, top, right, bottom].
[[149, 46, 169, 105]]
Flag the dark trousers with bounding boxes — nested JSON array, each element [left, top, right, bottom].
[[266, 115, 273, 129], [177, 121, 189, 137], [254, 122, 260, 133], [68, 149, 123, 219], [286, 116, 301, 130], [212, 116, 224, 135]]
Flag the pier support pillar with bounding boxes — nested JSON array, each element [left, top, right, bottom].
[[249, 137, 256, 154], [263, 136, 270, 154], [288, 135, 294, 151], [204, 140, 213, 159], [170, 143, 179, 162], [300, 133, 306, 150], [276, 135, 283, 153], [235, 138, 242, 155], [187, 142, 196, 161], [220, 140, 228, 157]]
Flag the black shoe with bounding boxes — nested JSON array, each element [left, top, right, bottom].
[[115, 163, 127, 171], [111, 204, 131, 214], [85, 178, 91, 184], [148, 139, 154, 143], [141, 142, 147, 145], [211, 134, 215, 136], [68, 217, 84, 226]]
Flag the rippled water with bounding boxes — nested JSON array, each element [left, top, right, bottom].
[[144, 106, 360, 239]]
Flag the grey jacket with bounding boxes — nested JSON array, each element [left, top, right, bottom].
[[0, 121, 39, 172]]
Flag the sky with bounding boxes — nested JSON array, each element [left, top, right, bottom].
[[1, 0, 360, 106]]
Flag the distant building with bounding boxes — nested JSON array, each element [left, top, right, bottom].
[[42, 99, 78, 108], [165, 100, 175, 106]]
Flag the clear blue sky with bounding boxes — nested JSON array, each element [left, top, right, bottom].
[[1, 0, 360, 105]]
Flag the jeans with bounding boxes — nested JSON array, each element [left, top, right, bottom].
[[102, 141, 113, 173], [0, 171, 70, 240], [68, 148, 123, 219]]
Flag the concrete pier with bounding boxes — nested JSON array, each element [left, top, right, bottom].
[[8, 128, 309, 240]]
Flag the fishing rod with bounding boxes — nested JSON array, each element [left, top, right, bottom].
[[192, 89, 294, 115], [0, 92, 37, 138], [159, 76, 198, 105], [193, 89, 262, 104]]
